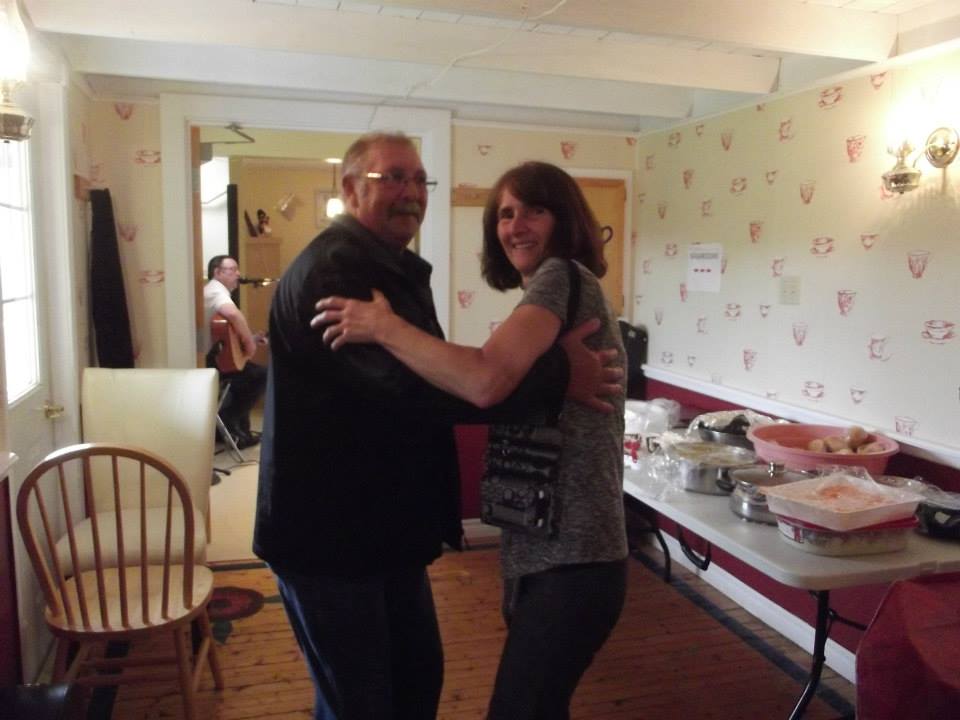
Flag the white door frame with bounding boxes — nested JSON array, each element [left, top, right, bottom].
[[5, 79, 82, 682], [160, 95, 452, 368]]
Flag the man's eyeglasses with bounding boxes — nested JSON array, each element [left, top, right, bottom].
[[364, 171, 438, 193]]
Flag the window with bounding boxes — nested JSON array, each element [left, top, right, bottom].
[[0, 140, 39, 404]]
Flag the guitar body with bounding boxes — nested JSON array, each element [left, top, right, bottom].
[[211, 313, 248, 374]]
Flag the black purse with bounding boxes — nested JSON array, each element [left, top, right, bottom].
[[480, 260, 581, 538]]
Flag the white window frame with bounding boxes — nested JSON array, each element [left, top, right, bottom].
[[0, 139, 40, 405]]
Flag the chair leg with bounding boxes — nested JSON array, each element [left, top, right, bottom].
[[52, 638, 71, 682], [197, 610, 225, 689], [173, 625, 196, 720], [216, 413, 246, 463]]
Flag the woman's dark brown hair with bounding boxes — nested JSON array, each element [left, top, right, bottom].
[[481, 161, 606, 290]]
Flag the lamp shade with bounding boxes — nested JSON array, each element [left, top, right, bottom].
[[0, 0, 30, 84], [325, 197, 344, 218]]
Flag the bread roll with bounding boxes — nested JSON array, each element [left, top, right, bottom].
[[846, 425, 870, 449], [823, 436, 850, 453], [856, 441, 887, 455], [807, 438, 827, 453]]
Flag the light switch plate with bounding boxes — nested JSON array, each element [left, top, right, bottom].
[[780, 275, 801, 305]]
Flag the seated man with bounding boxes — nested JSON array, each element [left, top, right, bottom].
[[203, 254, 267, 448]]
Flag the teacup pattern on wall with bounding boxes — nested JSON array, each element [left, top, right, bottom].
[[837, 290, 856, 316], [114, 102, 134, 120], [921, 320, 955, 344], [778, 119, 794, 142], [457, 290, 476, 309], [134, 149, 161, 165], [846, 135, 865, 162], [907, 251, 930, 279], [818, 86, 843, 109]]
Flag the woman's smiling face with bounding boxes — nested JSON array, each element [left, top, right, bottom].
[[496, 188, 556, 284]]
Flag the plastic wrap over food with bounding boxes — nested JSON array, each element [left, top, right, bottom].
[[763, 471, 925, 531], [687, 409, 783, 434], [623, 452, 685, 501], [624, 398, 681, 435]]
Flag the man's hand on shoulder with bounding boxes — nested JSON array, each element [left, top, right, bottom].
[[559, 318, 623, 414]]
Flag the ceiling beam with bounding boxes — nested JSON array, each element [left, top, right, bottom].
[[25, 0, 779, 93], [367, 0, 900, 61], [57, 35, 695, 120]]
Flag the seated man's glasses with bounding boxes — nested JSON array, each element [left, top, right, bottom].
[[365, 171, 438, 193]]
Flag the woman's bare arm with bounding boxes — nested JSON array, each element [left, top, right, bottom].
[[313, 290, 560, 408]]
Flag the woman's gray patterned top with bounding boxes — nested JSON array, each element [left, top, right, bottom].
[[499, 256, 628, 579]]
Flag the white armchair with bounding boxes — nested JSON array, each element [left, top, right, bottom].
[[57, 368, 218, 574]]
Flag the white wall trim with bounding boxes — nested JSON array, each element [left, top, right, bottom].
[[160, 94, 451, 367], [646, 533, 857, 684], [643, 365, 960, 470]]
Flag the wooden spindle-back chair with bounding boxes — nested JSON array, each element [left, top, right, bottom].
[[16, 443, 224, 720]]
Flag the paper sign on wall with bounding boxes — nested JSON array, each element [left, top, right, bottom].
[[686, 243, 723, 292]]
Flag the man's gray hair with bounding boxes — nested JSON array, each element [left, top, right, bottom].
[[341, 132, 419, 181]]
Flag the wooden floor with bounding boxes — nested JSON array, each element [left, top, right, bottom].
[[101, 540, 855, 720]]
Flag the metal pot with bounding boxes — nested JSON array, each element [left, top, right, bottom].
[[696, 423, 754, 450], [728, 462, 811, 524], [665, 441, 756, 495]]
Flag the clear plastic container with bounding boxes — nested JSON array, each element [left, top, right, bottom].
[[776, 514, 917, 556], [763, 473, 924, 531]]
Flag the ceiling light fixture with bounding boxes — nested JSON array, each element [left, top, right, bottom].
[[325, 159, 344, 218], [0, 0, 33, 142]]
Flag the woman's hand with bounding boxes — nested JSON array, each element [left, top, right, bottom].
[[311, 289, 395, 350]]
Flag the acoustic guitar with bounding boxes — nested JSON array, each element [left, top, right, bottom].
[[210, 313, 247, 374]]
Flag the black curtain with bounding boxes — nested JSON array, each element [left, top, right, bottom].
[[89, 189, 134, 367]]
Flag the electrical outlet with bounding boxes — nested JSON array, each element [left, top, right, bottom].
[[780, 276, 801, 305]]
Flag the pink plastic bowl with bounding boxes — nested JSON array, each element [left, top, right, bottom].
[[746, 423, 899, 474]]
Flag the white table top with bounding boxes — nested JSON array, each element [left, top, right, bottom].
[[624, 467, 960, 591]]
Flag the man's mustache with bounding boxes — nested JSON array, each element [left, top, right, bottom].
[[390, 202, 423, 216]]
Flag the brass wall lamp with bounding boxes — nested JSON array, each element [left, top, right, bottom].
[[0, 0, 33, 142], [882, 126, 959, 194]]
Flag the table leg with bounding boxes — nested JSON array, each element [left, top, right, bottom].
[[652, 525, 671, 583], [625, 496, 672, 582], [789, 590, 830, 720]]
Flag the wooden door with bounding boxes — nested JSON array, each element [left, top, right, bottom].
[[575, 177, 626, 316]]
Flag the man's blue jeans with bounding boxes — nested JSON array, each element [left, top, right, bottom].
[[273, 564, 443, 720]]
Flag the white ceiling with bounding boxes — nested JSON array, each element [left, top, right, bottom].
[[21, 0, 960, 131]]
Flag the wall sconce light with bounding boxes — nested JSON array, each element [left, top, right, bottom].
[[0, 0, 33, 142], [882, 127, 959, 194], [325, 158, 344, 218]]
